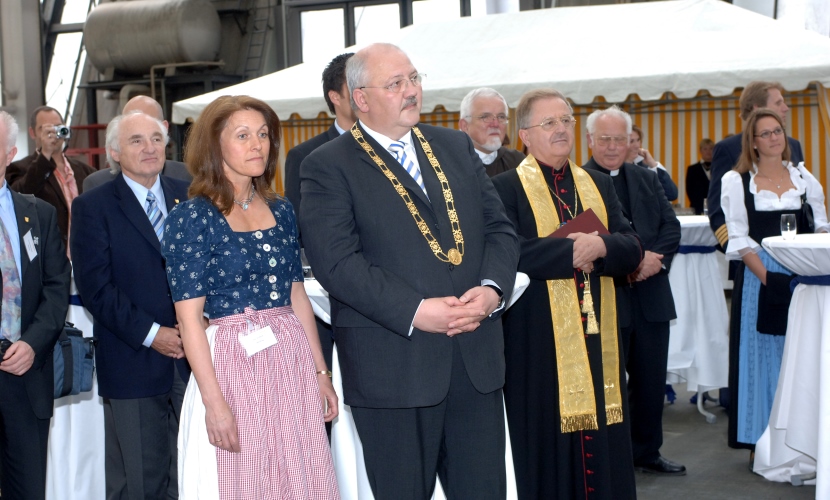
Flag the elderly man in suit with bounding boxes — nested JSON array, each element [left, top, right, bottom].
[[707, 81, 803, 249], [6, 106, 95, 250], [685, 138, 714, 215], [84, 95, 191, 191], [71, 112, 190, 499], [300, 43, 519, 499], [458, 87, 525, 177], [583, 106, 683, 476], [0, 111, 71, 499]]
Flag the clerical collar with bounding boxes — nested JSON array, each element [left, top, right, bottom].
[[538, 159, 570, 180], [592, 161, 621, 177], [476, 148, 498, 165]]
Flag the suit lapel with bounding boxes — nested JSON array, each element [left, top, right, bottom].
[[114, 173, 162, 253], [10, 191, 37, 280], [160, 175, 182, 214], [625, 164, 646, 228]]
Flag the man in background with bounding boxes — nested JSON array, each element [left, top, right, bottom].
[[7, 106, 95, 250], [458, 87, 524, 177], [83, 95, 191, 191], [0, 110, 71, 500], [685, 138, 714, 215]]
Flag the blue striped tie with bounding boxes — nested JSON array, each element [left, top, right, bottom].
[[145, 191, 165, 241], [388, 141, 428, 197]]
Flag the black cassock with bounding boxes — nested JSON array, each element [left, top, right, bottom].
[[492, 162, 642, 500]]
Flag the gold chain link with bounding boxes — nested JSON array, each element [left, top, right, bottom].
[[351, 124, 464, 265]]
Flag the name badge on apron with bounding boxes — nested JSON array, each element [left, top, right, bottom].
[[238, 325, 277, 357]]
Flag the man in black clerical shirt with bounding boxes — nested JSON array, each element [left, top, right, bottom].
[[458, 88, 525, 177], [584, 105, 683, 476], [685, 138, 714, 215]]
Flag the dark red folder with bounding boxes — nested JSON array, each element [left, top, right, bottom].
[[548, 208, 609, 238]]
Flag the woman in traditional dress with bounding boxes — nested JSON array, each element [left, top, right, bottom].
[[721, 107, 829, 463], [163, 95, 340, 499]]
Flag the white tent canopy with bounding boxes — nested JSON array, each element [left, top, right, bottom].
[[172, 0, 830, 123]]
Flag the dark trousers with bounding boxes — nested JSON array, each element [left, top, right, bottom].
[[0, 371, 50, 500], [621, 291, 671, 465], [104, 366, 186, 500], [351, 338, 506, 500]]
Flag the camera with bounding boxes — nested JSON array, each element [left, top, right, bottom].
[[54, 125, 71, 140]]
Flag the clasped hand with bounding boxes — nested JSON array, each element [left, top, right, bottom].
[[413, 286, 500, 336], [629, 250, 664, 282], [568, 231, 606, 271]]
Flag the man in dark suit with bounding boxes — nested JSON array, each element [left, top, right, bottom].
[[283, 52, 355, 392], [284, 52, 355, 240], [0, 111, 71, 499], [84, 95, 191, 191], [584, 106, 683, 476], [300, 43, 519, 499], [685, 138, 714, 215], [707, 81, 803, 248], [7, 106, 95, 249], [71, 112, 190, 499], [493, 90, 642, 499], [458, 87, 525, 177]]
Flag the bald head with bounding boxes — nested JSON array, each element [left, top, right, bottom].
[[123, 96, 167, 127]]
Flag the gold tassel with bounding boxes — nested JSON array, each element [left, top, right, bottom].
[[581, 275, 595, 314], [582, 275, 599, 334], [586, 311, 600, 334]]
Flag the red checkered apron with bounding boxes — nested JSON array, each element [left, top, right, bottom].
[[211, 306, 340, 499]]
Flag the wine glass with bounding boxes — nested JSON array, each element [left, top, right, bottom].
[[780, 214, 797, 241]]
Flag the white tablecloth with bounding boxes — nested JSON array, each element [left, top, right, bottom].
[[666, 216, 729, 391], [306, 274, 529, 500], [46, 277, 106, 500], [754, 234, 830, 498]]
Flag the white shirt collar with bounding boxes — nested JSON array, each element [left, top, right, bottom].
[[476, 148, 498, 165], [359, 120, 411, 151], [122, 174, 167, 216], [334, 120, 347, 135]]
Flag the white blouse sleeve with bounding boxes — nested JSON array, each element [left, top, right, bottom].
[[721, 170, 760, 260], [796, 163, 830, 233]]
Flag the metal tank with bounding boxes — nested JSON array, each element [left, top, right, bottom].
[[85, 0, 221, 75]]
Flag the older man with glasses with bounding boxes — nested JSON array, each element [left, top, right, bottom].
[[492, 90, 642, 500], [583, 105, 684, 477], [458, 88, 525, 177]]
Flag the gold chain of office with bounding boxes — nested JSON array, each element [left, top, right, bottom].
[[351, 124, 465, 265]]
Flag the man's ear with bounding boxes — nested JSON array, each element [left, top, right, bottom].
[[459, 118, 470, 133], [353, 89, 370, 114], [518, 129, 530, 149]]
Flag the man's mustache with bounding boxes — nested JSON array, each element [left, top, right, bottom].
[[402, 96, 418, 109]]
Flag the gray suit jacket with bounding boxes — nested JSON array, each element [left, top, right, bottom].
[[83, 160, 191, 192]]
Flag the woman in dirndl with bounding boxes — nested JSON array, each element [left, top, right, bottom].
[[162, 95, 340, 499], [720, 107, 829, 464]]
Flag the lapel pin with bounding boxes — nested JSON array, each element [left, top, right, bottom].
[[24, 217, 29, 223], [174, 199, 180, 204]]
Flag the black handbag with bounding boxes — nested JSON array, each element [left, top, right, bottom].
[[756, 272, 793, 336], [53, 322, 96, 399], [800, 192, 815, 233]]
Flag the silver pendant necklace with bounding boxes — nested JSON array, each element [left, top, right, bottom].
[[233, 184, 255, 210]]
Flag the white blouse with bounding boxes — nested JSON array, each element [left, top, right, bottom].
[[721, 161, 830, 260]]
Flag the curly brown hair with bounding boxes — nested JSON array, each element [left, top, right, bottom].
[[184, 95, 281, 214]]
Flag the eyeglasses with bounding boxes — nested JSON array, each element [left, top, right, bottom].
[[471, 113, 509, 125], [594, 135, 629, 146], [524, 115, 576, 131], [754, 127, 785, 140], [359, 73, 426, 93]]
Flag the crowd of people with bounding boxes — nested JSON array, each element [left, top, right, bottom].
[[0, 41, 827, 500]]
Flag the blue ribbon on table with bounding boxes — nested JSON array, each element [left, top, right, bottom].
[[790, 275, 830, 293], [677, 245, 717, 254], [69, 295, 84, 307]]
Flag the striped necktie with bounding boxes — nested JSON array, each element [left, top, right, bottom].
[[388, 141, 428, 197], [145, 191, 165, 241], [0, 216, 21, 342]]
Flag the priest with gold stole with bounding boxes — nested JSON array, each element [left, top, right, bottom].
[[492, 89, 643, 500]]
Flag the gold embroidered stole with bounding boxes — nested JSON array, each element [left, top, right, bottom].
[[515, 155, 623, 432]]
